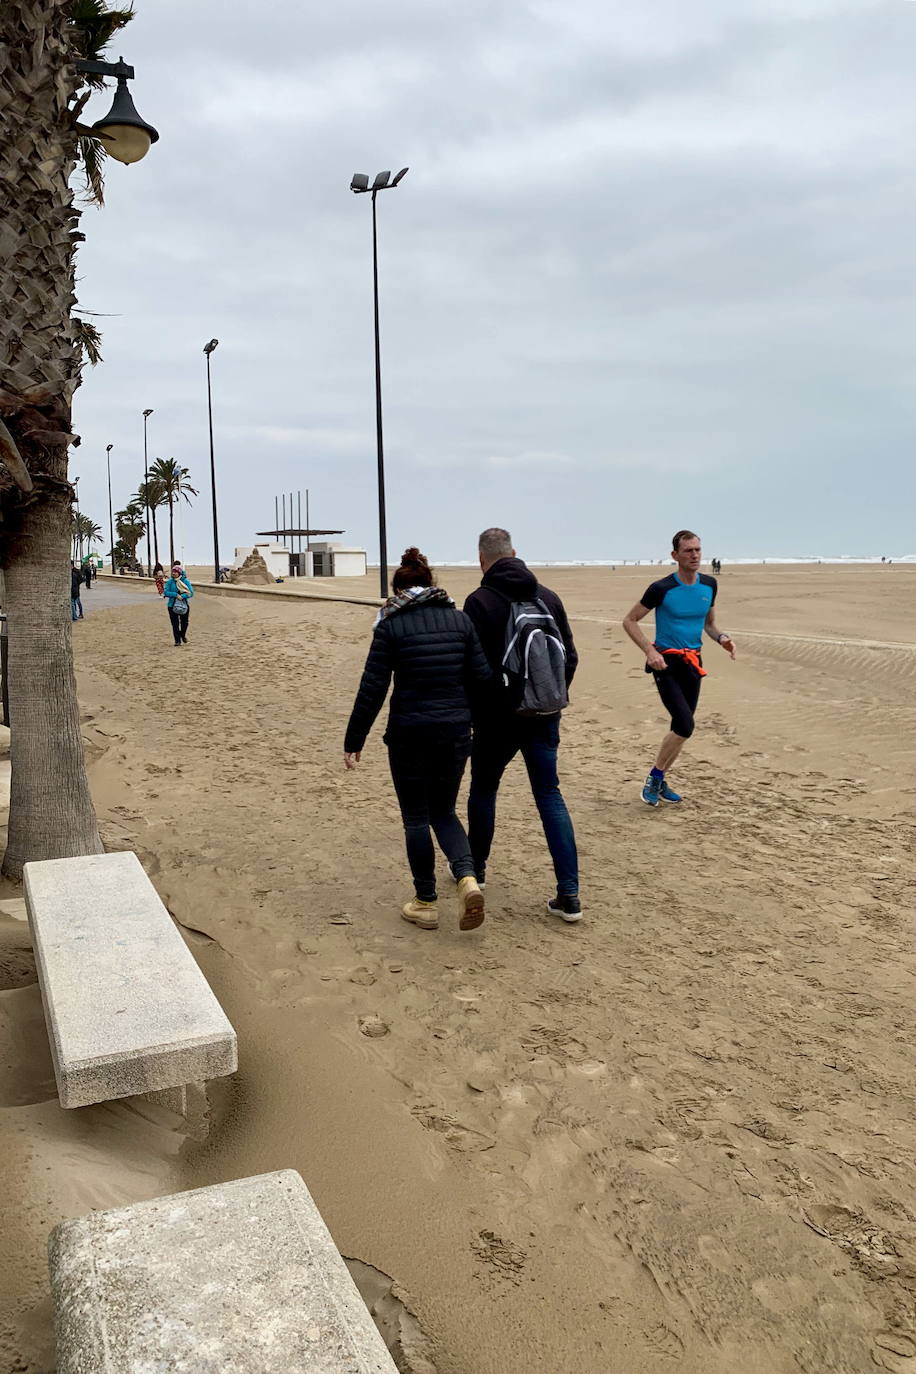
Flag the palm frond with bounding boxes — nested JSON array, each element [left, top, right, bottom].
[[77, 133, 107, 205], [73, 317, 104, 367], [68, 0, 136, 87], [149, 457, 199, 506]]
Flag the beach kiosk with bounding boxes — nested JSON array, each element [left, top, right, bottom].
[[252, 527, 368, 578]]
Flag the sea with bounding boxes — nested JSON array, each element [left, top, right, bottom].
[[370, 555, 916, 569]]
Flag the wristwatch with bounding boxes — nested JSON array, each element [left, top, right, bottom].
[[717, 632, 730, 643]]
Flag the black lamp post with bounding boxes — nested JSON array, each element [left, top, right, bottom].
[[203, 339, 220, 584], [350, 167, 409, 599], [72, 476, 80, 562], [106, 443, 115, 574], [142, 408, 153, 576]]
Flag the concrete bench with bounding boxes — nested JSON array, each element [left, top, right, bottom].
[[24, 850, 236, 1108], [49, 1169, 399, 1373]]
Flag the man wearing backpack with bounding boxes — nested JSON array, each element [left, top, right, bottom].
[[462, 528, 582, 922]]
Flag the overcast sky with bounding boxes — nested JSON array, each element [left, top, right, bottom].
[[73, 0, 916, 565]]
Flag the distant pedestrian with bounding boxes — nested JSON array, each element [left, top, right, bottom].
[[164, 561, 193, 645], [344, 547, 492, 932], [153, 561, 165, 596], [83, 560, 93, 590], [70, 563, 84, 621]]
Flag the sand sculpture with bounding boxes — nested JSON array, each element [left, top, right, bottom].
[[226, 548, 275, 585]]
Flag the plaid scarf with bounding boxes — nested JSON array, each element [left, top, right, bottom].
[[373, 585, 454, 628]]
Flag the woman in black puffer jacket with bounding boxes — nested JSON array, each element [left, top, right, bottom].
[[344, 548, 492, 932]]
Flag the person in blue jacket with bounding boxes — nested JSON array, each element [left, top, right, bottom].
[[163, 561, 194, 645]]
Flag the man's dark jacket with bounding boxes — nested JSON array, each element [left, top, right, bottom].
[[344, 601, 492, 754], [70, 567, 82, 599], [462, 557, 578, 718]]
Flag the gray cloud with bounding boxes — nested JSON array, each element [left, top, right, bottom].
[[73, 0, 916, 563]]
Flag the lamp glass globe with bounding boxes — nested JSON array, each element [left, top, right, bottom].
[[98, 123, 152, 165]]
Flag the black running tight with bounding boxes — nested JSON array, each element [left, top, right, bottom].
[[651, 658, 702, 738]]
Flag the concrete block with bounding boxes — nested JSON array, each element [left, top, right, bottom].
[[49, 1169, 399, 1373], [24, 851, 236, 1108]]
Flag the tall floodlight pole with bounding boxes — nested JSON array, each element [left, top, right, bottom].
[[203, 339, 220, 583], [106, 444, 115, 573], [350, 167, 409, 599], [142, 408, 153, 575], [73, 476, 80, 561]]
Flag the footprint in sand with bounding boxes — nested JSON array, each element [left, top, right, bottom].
[[641, 1324, 684, 1361], [470, 1229, 527, 1284], [410, 1104, 495, 1153], [873, 1333, 916, 1373]]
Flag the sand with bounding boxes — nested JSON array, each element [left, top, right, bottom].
[[2, 562, 916, 1373]]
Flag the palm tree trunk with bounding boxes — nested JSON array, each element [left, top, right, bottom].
[[3, 490, 103, 878], [168, 494, 175, 566], [151, 505, 160, 566], [0, 0, 103, 878]]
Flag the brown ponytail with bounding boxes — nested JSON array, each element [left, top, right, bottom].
[[392, 546, 434, 592]]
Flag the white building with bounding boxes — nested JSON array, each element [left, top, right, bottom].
[[235, 539, 368, 579], [309, 542, 367, 577]]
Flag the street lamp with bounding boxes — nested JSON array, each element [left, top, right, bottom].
[[142, 408, 153, 576], [106, 444, 115, 574], [350, 166, 409, 599], [72, 476, 80, 562], [203, 339, 220, 585], [76, 56, 159, 166]]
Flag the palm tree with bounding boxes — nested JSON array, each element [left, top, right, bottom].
[[115, 502, 146, 565], [0, 0, 134, 877], [72, 515, 79, 563], [83, 517, 102, 554], [70, 511, 100, 561], [137, 475, 165, 568], [71, 511, 84, 562], [150, 458, 198, 567]]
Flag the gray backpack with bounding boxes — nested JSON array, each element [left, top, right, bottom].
[[501, 597, 569, 716]]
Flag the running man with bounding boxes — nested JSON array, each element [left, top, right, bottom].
[[623, 530, 735, 805]]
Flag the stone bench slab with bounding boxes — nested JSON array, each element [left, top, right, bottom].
[[24, 850, 236, 1108], [49, 1169, 399, 1373]]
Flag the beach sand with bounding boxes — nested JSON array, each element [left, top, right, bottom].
[[2, 562, 916, 1373]]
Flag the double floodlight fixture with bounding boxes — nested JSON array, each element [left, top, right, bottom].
[[142, 407, 154, 418], [203, 338, 219, 356], [350, 167, 409, 194], [76, 55, 159, 166]]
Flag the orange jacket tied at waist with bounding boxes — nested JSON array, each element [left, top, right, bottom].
[[660, 647, 707, 677]]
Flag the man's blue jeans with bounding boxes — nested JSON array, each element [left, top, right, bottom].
[[71, 597, 82, 621], [468, 714, 579, 896]]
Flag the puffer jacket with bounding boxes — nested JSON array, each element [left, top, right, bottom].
[[344, 601, 492, 754], [463, 557, 578, 716], [163, 575, 194, 610]]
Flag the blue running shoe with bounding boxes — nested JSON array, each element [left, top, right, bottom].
[[659, 780, 682, 803], [641, 774, 662, 806]]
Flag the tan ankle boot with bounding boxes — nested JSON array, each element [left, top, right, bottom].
[[456, 876, 485, 931], [401, 898, 438, 930]]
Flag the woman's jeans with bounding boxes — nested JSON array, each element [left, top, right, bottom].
[[387, 727, 475, 902], [168, 607, 189, 643]]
